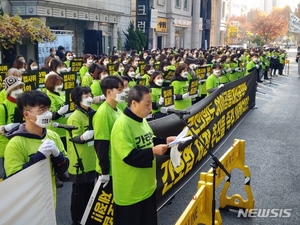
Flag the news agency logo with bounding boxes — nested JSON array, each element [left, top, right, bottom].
[[237, 209, 292, 218]]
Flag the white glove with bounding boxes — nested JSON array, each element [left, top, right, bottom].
[[226, 68, 232, 73], [82, 130, 94, 141], [100, 94, 106, 101], [259, 62, 263, 65], [182, 92, 190, 99], [99, 174, 110, 188], [235, 68, 240, 72], [255, 65, 260, 69], [38, 139, 60, 158], [158, 96, 164, 105], [135, 73, 141, 79], [219, 84, 224, 88], [66, 67, 71, 72], [57, 105, 69, 115], [0, 123, 20, 134]]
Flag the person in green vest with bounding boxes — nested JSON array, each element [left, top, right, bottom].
[[45, 74, 69, 148], [0, 76, 24, 178], [4, 90, 69, 207], [111, 85, 176, 225], [206, 63, 222, 96], [246, 53, 262, 82], [0, 68, 22, 104], [66, 86, 96, 225], [113, 62, 125, 76], [123, 65, 137, 88], [79, 54, 93, 84], [142, 64, 155, 87], [171, 63, 196, 110], [219, 56, 231, 84], [93, 76, 125, 192], [64, 51, 74, 70], [90, 65, 107, 110], [149, 71, 167, 119], [263, 49, 271, 80], [229, 54, 242, 81], [278, 49, 286, 76], [81, 63, 98, 87]]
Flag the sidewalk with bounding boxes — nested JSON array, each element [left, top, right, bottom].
[[158, 49, 300, 225]]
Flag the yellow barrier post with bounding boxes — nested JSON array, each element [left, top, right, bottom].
[[285, 59, 289, 75], [175, 139, 254, 225]]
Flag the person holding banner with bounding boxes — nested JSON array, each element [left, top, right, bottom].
[[171, 63, 195, 110], [142, 64, 155, 87], [111, 85, 176, 225], [81, 63, 98, 87], [4, 90, 69, 206], [27, 59, 39, 73], [149, 71, 167, 119], [66, 86, 96, 225]]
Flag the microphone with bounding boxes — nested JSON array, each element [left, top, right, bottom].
[[52, 122, 78, 130], [160, 108, 190, 115]]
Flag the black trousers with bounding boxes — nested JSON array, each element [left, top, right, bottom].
[[113, 190, 157, 225], [70, 181, 94, 224]]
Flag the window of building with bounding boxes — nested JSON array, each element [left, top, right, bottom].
[[176, 0, 181, 8], [184, 0, 188, 10], [158, 0, 165, 6]]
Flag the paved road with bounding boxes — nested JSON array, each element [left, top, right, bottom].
[[57, 48, 300, 225]]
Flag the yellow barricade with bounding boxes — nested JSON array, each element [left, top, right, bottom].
[[285, 59, 290, 75], [175, 139, 254, 225]]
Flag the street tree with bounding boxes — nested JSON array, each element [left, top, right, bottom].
[[123, 21, 147, 51], [0, 14, 56, 48]]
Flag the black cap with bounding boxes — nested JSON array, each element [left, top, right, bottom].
[[58, 46, 65, 50]]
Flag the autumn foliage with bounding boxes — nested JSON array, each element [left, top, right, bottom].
[[227, 6, 290, 45], [0, 14, 56, 48]]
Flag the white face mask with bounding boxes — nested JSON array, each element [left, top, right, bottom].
[[31, 110, 52, 128], [19, 68, 26, 74], [123, 87, 130, 95], [128, 71, 135, 78], [123, 60, 128, 65], [101, 74, 109, 80], [54, 84, 63, 92], [31, 66, 38, 71], [181, 71, 188, 78], [148, 69, 155, 74], [134, 61, 139, 67], [57, 68, 67, 74], [51, 51, 56, 56], [214, 70, 221, 77], [67, 56, 73, 61], [154, 79, 163, 86], [10, 89, 23, 99], [81, 96, 93, 107], [115, 91, 127, 103], [119, 67, 124, 72], [103, 61, 109, 66], [87, 59, 93, 65]]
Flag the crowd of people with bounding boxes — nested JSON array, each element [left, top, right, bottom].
[[0, 44, 288, 225]]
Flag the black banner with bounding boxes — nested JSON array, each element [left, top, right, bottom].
[[150, 71, 257, 209], [81, 71, 256, 224], [22, 73, 38, 91]]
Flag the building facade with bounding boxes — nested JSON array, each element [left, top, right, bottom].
[[2, 0, 131, 59]]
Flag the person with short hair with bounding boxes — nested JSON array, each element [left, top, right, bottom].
[[4, 90, 69, 206], [56, 46, 65, 61], [93, 76, 126, 190], [44, 47, 60, 69], [66, 86, 96, 225], [111, 85, 176, 225]]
